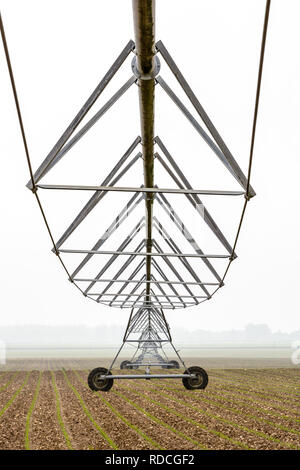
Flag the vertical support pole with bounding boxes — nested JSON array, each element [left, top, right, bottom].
[[132, 0, 156, 302]]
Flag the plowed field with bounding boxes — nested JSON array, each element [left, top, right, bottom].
[[0, 365, 299, 450]]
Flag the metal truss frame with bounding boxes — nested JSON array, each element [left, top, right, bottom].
[[1, 0, 271, 386], [33, 21, 243, 373]]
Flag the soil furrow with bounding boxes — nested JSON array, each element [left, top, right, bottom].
[[0, 371, 19, 392], [1, 367, 298, 450], [240, 369, 300, 383], [207, 375, 299, 403], [199, 377, 300, 415], [138, 381, 300, 445], [76, 370, 202, 450], [114, 388, 207, 450], [58, 370, 117, 449], [0, 371, 38, 450], [25, 371, 42, 449], [154, 382, 300, 430], [0, 371, 9, 384], [115, 384, 246, 450], [127, 382, 299, 450], [209, 371, 300, 397], [72, 370, 163, 450], [51, 371, 74, 449], [29, 371, 71, 450]]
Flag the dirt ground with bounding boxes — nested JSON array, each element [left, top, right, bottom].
[[0, 363, 299, 450], [1, 356, 293, 371]]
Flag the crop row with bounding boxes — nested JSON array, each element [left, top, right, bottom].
[[1, 368, 299, 450]]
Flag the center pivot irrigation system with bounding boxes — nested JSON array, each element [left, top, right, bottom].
[[1, 0, 270, 391]]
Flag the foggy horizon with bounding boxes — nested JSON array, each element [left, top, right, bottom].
[[1, 322, 299, 346]]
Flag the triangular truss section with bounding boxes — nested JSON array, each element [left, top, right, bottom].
[[1, 0, 269, 387], [24, 36, 255, 378]]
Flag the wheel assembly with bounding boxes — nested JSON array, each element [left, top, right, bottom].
[[169, 360, 180, 369], [88, 367, 114, 392], [182, 366, 208, 390], [120, 360, 130, 370], [127, 361, 138, 370]]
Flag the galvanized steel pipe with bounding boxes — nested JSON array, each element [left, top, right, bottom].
[[132, 0, 156, 300]]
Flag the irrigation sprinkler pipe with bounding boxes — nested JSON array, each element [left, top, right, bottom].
[[132, 0, 156, 302]]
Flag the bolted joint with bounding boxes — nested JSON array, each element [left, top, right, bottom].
[[131, 55, 160, 80]]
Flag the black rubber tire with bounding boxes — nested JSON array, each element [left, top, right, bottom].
[[169, 360, 180, 369], [127, 362, 138, 370], [88, 367, 113, 392], [120, 360, 130, 370], [182, 366, 208, 390]]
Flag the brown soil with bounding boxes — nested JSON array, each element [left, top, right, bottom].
[[127, 381, 299, 450], [0, 371, 39, 450], [29, 371, 68, 450], [0, 366, 299, 450]]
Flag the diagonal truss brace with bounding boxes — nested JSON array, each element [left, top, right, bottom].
[[84, 218, 145, 294], [155, 40, 255, 198], [153, 217, 214, 296], [70, 191, 144, 278], [27, 40, 135, 189], [155, 191, 223, 282], [155, 136, 236, 256], [52, 138, 141, 251]]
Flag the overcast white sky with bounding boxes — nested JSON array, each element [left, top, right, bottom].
[[0, 0, 299, 333]]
